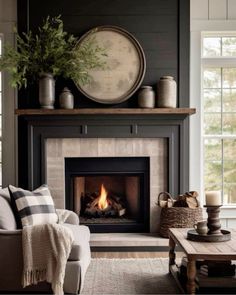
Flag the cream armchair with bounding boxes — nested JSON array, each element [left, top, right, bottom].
[[0, 189, 91, 294]]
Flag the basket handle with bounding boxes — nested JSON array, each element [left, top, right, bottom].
[[157, 192, 173, 206]]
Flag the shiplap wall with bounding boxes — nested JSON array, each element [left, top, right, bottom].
[[17, 0, 189, 109], [191, 0, 236, 20], [0, 0, 17, 187], [190, 0, 236, 228], [0, 0, 16, 22]]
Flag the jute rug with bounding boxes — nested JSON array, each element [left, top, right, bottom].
[[81, 258, 180, 294]]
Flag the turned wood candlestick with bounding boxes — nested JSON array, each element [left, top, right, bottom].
[[204, 205, 222, 235]]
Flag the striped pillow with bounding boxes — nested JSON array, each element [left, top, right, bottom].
[[9, 184, 58, 228]]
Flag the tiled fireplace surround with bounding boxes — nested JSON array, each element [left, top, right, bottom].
[[18, 112, 190, 243], [46, 138, 167, 233]]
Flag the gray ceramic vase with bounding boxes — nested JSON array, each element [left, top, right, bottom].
[[39, 73, 55, 109]]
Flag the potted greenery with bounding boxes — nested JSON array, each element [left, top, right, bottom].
[[0, 15, 106, 109]]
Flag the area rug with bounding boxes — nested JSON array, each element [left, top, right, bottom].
[[81, 258, 180, 294]]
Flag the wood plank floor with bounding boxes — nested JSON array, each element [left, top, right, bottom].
[[91, 252, 183, 258]]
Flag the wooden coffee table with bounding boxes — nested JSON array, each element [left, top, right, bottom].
[[169, 228, 236, 294]]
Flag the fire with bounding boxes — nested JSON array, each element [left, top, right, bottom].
[[98, 184, 109, 210]]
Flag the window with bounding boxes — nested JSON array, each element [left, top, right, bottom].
[[202, 34, 236, 206]]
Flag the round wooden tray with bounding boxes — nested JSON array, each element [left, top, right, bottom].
[[187, 229, 231, 242]]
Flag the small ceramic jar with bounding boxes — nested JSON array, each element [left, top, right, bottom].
[[59, 87, 74, 109], [157, 76, 177, 108], [138, 86, 155, 108]]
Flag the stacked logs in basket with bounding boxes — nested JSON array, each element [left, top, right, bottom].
[[157, 191, 200, 209], [157, 191, 203, 238]]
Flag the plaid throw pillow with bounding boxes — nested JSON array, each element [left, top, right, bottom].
[[9, 184, 58, 228]]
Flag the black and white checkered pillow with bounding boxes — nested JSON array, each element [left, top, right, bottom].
[[9, 184, 58, 228]]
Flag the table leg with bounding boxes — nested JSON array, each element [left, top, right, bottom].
[[169, 235, 176, 273], [186, 259, 197, 295]]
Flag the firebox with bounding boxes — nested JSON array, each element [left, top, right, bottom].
[[65, 157, 150, 233]]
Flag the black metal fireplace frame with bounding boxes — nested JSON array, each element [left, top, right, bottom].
[[65, 157, 150, 233]]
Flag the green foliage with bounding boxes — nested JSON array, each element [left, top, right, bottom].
[[0, 15, 106, 88]]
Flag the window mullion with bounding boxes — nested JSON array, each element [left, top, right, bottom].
[[220, 37, 222, 56], [203, 134, 236, 139], [202, 58, 236, 67], [222, 138, 224, 204], [221, 67, 224, 204]]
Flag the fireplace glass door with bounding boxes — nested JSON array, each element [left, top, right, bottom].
[[65, 157, 150, 233]]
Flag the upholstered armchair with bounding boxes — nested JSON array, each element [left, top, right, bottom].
[[0, 188, 91, 294]]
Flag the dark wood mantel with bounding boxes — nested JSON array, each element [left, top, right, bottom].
[[15, 108, 196, 116]]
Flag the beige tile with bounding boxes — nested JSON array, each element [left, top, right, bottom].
[[46, 157, 64, 179], [98, 139, 116, 156], [115, 139, 134, 156], [143, 139, 163, 156], [153, 155, 168, 189], [49, 188, 65, 208], [150, 186, 165, 210], [158, 138, 168, 157], [62, 138, 81, 157], [150, 156, 164, 177], [79, 139, 98, 156], [46, 139, 63, 157], [150, 174, 161, 188], [133, 138, 165, 156], [47, 178, 64, 190], [150, 155, 166, 187], [133, 139, 148, 156]]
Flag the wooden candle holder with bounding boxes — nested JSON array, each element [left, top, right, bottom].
[[204, 205, 222, 235]]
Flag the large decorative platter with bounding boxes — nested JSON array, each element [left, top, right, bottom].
[[76, 26, 146, 104]]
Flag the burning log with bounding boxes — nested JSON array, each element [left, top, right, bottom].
[[82, 183, 126, 218]]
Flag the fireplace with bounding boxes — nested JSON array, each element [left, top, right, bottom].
[[65, 157, 150, 233], [17, 110, 192, 235]]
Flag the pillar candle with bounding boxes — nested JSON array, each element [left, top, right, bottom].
[[205, 191, 221, 206]]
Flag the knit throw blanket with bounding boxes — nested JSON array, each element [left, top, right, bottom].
[[22, 223, 74, 295]]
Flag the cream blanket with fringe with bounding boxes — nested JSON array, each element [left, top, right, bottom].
[[22, 222, 74, 295]]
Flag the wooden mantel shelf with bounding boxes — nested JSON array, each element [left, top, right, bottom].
[[15, 108, 196, 116]]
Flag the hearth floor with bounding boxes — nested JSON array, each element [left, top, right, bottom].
[[90, 233, 169, 247]]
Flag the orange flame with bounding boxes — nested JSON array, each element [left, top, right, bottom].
[[98, 184, 108, 210]]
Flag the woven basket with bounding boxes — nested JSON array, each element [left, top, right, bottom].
[[157, 192, 203, 238]]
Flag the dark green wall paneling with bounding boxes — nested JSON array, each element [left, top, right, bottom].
[[17, 0, 190, 109], [17, 1, 191, 193]]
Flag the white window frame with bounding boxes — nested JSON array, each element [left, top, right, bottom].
[[190, 20, 236, 219]]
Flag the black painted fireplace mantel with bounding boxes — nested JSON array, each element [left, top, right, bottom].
[[17, 107, 195, 198]]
